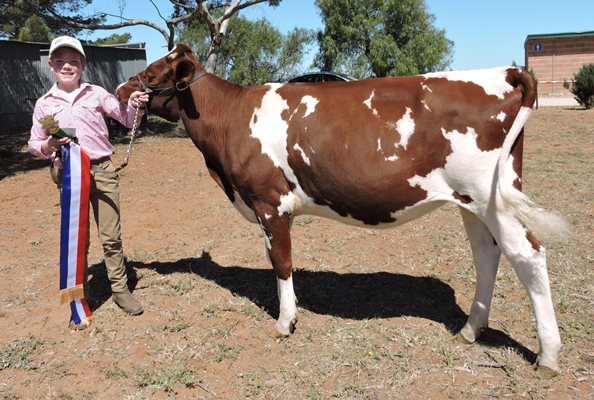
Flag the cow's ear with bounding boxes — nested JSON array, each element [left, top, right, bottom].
[[175, 60, 196, 82]]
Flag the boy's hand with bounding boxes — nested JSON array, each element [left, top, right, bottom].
[[44, 136, 70, 154], [128, 91, 149, 110]]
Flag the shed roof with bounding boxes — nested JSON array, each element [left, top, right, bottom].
[[524, 30, 594, 47]]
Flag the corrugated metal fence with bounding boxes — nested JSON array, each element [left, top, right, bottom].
[[0, 40, 147, 129]]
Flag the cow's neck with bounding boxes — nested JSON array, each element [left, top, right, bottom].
[[178, 74, 244, 154], [176, 75, 245, 201]]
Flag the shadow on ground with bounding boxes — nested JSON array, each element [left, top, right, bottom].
[[87, 250, 537, 364]]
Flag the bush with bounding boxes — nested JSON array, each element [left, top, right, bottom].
[[569, 63, 594, 109]]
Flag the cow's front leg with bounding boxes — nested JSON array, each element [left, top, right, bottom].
[[257, 211, 297, 336]]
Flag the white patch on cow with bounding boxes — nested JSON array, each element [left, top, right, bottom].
[[231, 190, 258, 223], [377, 138, 399, 162], [276, 275, 297, 335], [301, 95, 319, 117], [265, 213, 272, 220], [250, 84, 291, 171], [278, 192, 298, 216], [421, 82, 432, 92], [421, 100, 431, 112], [406, 127, 518, 217], [263, 231, 272, 250], [249, 85, 345, 220], [364, 90, 379, 117], [293, 143, 311, 165], [423, 67, 513, 99], [395, 107, 415, 149], [495, 111, 506, 122], [363, 90, 374, 108], [166, 47, 179, 61]]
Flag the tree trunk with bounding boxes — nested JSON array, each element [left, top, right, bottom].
[[203, 1, 238, 73]]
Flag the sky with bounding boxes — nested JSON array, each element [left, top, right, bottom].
[[81, 0, 594, 71]]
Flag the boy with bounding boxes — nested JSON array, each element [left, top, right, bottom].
[[29, 36, 149, 328]]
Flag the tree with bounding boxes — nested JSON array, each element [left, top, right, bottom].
[[566, 63, 594, 109], [16, 15, 50, 42], [314, 0, 453, 78], [179, 15, 314, 84], [92, 33, 132, 45], [0, 0, 282, 73], [0, 0, 103, 40]]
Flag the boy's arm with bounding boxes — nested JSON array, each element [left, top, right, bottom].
[[28, 104, 52, 158], [102, 89, 146, 129], [29, 101, 71, 158]]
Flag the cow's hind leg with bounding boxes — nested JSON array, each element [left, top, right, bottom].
[[458, 208, 501, 343], [486, 211, 561, 375], [257, 211, 298, 337]]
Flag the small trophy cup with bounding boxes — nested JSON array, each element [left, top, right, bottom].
[[39, 115, 76, 139]]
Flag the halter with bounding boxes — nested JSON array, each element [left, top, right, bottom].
[[138, 70, 207, 97], [116, 69, 207, 172]]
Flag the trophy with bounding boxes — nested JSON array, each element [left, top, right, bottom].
[[39, 114, 76, 139]]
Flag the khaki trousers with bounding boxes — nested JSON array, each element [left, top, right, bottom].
[[89, 159, 128, 293], [53, 159, 128, 293]]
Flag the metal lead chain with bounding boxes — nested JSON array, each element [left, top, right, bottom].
[[115, 106, 141, 173]]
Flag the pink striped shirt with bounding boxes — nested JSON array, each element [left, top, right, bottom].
[[29, 82, 139, 161]]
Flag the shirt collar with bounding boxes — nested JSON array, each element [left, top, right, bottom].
[[43, 82, 93, 100]]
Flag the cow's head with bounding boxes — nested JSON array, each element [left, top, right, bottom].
[[117, 43, 205, 122]]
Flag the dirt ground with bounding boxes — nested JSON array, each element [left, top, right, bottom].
[[0, 106, 592, 399]]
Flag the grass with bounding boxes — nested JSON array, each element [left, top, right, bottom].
[[0, 336, 44, 371], [133, 363, 202, 393]]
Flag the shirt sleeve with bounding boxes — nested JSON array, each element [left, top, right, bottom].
[[99, 86, 139, 129], [28, 99, 51, 159]]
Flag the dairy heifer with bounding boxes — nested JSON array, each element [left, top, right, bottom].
[[118, 44, 569, 374]]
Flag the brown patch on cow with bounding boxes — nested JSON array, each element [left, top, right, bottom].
[[422, 77, 523, 153], [452, 192, 473, 204], [276, 79, 444, 225], [526, 230, 542, 251]]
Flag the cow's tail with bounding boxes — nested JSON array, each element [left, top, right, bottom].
[[496, 67, 572, 243]]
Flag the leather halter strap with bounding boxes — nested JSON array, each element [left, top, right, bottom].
[[138, 70, 207, 97]]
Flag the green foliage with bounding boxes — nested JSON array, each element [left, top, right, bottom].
[[92, 33, 132, 45], [314, 0, 453, 78], [178, 16, 314, 85], [568, 63, 594, 109], [133, 363, 202, 392], [0, 336, 43, 371], [0, 0, 102, 40], [16, 15, 50, 42]]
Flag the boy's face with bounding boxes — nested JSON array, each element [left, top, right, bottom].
[[48, 47, 85, 90]]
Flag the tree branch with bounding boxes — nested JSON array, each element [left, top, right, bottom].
[[46, 8, 171, 45]]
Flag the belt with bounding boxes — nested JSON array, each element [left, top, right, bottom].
[[91, 156, 111, 165]]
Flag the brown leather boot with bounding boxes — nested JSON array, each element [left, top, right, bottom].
[[113, 290, 144, 315]]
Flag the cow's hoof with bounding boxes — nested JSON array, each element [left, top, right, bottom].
[[536, 365, 559, 378], [536, 357, 559, 378], [273, 317, 297, 338], [270, 329, 289, 339], [458, 324, 479, 344]]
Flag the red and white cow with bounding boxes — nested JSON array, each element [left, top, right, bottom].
[[118, 44, 570, 374]]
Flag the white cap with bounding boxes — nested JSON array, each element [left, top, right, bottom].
[[49, 36, 86, 58]]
